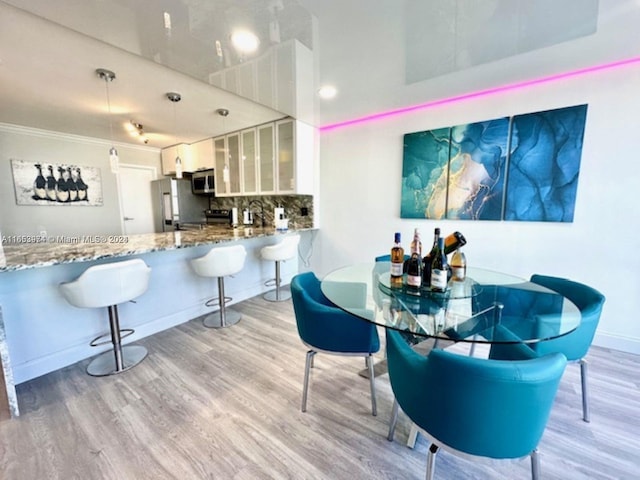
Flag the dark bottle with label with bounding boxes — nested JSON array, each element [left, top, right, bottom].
[[444, 231, 467, 255], [422, 227, 440, 287], [430, 237, 449, 292]]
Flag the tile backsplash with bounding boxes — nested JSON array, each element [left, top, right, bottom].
[[209, 195, 314, 228]]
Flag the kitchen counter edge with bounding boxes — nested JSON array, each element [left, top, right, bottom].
[[0, 226, 316, 273]]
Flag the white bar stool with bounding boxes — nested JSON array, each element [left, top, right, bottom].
[[59, 258, 151, 377], [190, 244, 247, 328], [260, 234, 300, 302]]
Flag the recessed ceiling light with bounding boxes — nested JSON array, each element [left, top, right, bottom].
[[318, 85, 337, 99], [231, 30, 260, 54]]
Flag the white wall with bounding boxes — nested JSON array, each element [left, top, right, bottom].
[[312, 62, 640, 354], [0, 124, 161, 237]]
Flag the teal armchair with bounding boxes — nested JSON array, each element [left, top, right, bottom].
[[490, 274, 605, 422], [386, 328, 566, 479], [291, 272, 380, 415]]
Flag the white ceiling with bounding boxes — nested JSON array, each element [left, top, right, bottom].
[[1, 0, 639, 149]]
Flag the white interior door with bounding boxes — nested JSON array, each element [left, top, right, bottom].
[[119, 164, 156, 235]]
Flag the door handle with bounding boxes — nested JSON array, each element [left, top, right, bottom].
[[123, 217, 134, 221]]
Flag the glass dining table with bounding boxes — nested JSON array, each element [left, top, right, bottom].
[[321, 262, 581, 345]]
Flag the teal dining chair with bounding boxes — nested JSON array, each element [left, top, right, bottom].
[[290, 272, 380, 415], [386, 328, 566, 480], [490, 274, 605, 422]]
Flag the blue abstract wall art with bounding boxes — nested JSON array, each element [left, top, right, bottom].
[[400, 104, 588, 222]]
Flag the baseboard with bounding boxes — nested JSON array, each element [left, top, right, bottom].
[[592, 332, 640, 355]]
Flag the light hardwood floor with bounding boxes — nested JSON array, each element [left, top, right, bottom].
[[1, 296, 639, 479]]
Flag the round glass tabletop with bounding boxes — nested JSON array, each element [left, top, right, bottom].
[[321, 262, 581, 344]]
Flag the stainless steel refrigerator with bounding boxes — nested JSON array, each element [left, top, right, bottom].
[[151, 178, 209, 232]]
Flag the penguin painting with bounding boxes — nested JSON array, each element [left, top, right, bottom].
[[32, 163, 47, 200], [45, 165, 57, 201]]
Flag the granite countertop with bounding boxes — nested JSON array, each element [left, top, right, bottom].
[[0, 225, 314, 273]]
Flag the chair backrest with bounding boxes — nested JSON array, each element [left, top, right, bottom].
[[386, 328, 566, 459], [60, 258, 151, 308], [529, 274, 605, 360], [261, 234, 300, 261], [291, 272, 380, 354], [190, 244, 247, 278]]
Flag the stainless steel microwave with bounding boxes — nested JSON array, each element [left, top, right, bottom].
[[191, 169, 215, 195]]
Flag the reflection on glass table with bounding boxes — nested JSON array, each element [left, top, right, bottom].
[[320, 262, 581, 345]]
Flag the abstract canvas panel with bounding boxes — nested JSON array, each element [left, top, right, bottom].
[[505, 105, 588, 222], [10, 159, 103, 206], [400, 104, 588, 222]]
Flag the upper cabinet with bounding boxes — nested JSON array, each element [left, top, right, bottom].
[[161, 143, 192, 176], [213, 118, 313, 197], [162, 140, 213, 176], [207, 39, 314, 123], [162, 118, 314, 197], [190, 138, 214, 171]]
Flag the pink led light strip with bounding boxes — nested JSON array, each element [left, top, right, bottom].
[[319, 56, 640, 132]]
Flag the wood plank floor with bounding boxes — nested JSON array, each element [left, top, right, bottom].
[[1, 296, 639, 479]]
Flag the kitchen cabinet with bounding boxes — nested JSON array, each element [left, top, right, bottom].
[[276, 119, 295, 193], [212, 118, 313, 197], [258, 124, 275, 193], [190, 138, 214, 171], [161, 143, 192, 176], [213, 134, 241, 196], [241, 129, 258, 195]]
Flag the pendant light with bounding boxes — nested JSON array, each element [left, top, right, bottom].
[[217, 108, 230, 186], [166, 92, 183, 179], [96, 68, 119, 174]]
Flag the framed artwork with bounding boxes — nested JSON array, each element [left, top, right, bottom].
[[400, 104, 588, 222], [10, 159, 103, 206]]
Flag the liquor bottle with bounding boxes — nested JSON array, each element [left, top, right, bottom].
[[390, 232, 404, 287], [444, 231, 467, 255], [410, 228, 422, 257], [430, 237, 449, 292], [450, 248, 467, 282], [406, 229, 423, 293], [422, 227, 440, 287]]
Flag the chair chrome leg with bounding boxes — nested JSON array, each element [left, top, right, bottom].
[[531, 448, 540, 480], [367, 354, 377, 416], [580, 358, 590, 422], [426, 443, 439, 480], [302, 350, 315, 412], [387, 398, 399, 441]]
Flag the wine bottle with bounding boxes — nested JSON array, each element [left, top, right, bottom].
[[390, 232, 404, 287], [444, 231, 467, 255], [422, 227, 440, 287], [430, 237, 449, 292], [450, 247, 467, 282], [406, 228, 423, 293], [410, 228, 422, 257]]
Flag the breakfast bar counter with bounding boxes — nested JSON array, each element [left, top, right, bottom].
[[0, 225, 314, 272], [0, 226, 316, 418]]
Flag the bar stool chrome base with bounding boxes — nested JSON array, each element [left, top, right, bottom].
[[87, 345, 148, 377], [263, 288, 291, 302], [203, 309, 242, 328]]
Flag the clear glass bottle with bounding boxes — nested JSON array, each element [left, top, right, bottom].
[[406, 229, 423, 294], [450, 247, 467, 282], [390, 232, 404, 287], [430, 237, 449, 292]]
